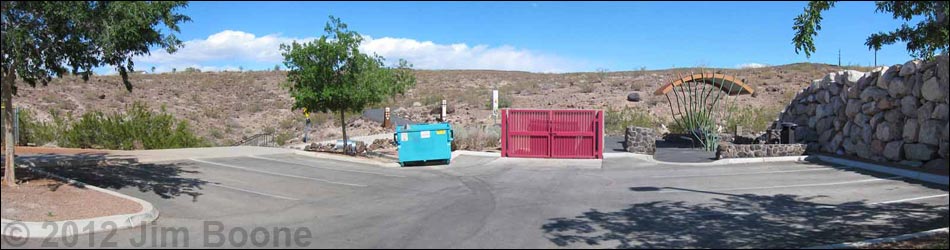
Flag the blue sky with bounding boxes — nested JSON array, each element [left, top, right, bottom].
[[123, 1, 921, 74]]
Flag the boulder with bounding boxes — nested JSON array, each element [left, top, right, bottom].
[[871, 66, 889, 89], [884, 109, 903, 124], [918, 119, 943, 146], [870, 112, 885, 128], [877, 98, 895, 110], [939, 54, 948, 83], [883, 141, 904, 161], [902, 119, 919, 143], [941, 142, 949, 159], [862, 102, 880, 115], [818, 90, 831, 104], [900, 96, 918, 117], [932, 104, 949, 121], [904, 143, 936, 161], [917, 102, 935, 122], [923, 159, 947, 171], [843, 70, 864, 86], [874, 122, 900, 142], [815, 104, 834, 119], [846, 99, 863, 117], [887, 76, 908, 98], [860, 87, 888, 102], [855, 142, 873, 159], [627, 92, 642, 102], [871, 140, 885, 155], [921, 77, 947, 102], [899, 60, 918, 77], [877, 67, 898, 88]]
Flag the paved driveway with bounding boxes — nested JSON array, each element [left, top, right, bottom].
[[3, 153, 947, 248]]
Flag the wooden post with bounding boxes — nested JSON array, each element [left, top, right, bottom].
[[383, 107, 392, 128]]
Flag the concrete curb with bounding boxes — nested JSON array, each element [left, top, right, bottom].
[[290, 150, 401, 168], [813, 155, 949, 185], [804, 228, 948, 249], [603, 152, 809, 166], [1, 167, 159, 239], [451, 150, 501, 159]]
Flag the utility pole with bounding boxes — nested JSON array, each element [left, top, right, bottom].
[[874, 49, 878, 67], [838, 49, 841, 67]]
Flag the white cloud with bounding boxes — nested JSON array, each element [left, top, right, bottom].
[[135, 30, 583, 73], [736, 63, 768, 69]]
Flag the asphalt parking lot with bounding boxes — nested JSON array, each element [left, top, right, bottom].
[[4, 153, 948, 248]]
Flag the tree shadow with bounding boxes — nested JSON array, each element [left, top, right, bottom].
[[7, 153, 208, 200], [542, 187, 949, 249]]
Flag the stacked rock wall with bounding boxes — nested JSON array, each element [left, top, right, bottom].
[[717, 143, 807, 159], [777, 54, 949, 170], [624, 126, 656, 155]]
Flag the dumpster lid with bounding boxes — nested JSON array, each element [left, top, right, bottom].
[[396, 123, 452, 133]]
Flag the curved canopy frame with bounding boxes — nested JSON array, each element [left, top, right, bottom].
[[653, 73, 754, 96]]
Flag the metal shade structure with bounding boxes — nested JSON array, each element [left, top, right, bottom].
[[655, 70, 755, 151], [654, 73, 755, 96]]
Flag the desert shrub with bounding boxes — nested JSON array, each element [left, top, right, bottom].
[[15, 109, 69, 146], [275, 131, 295, 146], [451, 125, 500, 151], [60, 102, 207, 150], [724, 106, 782, 134], [605, 107, 657, 135], [485, 92, 512, 110]]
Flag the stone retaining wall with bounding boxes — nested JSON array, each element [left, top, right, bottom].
[[716, 142, 807, 159], [776, 54, 949, 170], [624, 126, 656, 155]]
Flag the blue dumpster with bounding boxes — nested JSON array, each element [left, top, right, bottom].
[[394, 123, 453, 166]]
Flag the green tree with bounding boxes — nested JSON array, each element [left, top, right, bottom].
[[1, 1, 190, 186], [280, 16, 415, 155], [793, 1, 949, 59]]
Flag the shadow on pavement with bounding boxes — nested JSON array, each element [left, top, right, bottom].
[[12, 153, 209, 200], [541, 187, 949, 249]]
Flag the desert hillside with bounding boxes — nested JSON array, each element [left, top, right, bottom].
[[11, 63, 869, 146]]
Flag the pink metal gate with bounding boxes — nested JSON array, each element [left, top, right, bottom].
[[501, 109, 603, 159]]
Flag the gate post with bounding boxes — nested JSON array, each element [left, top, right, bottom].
[[500, 109, 507, 157]]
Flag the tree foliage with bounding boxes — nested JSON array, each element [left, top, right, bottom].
[[2, 1, 190, 91], [793, 1, 949, 59], [1, 1, 189, 186], [280, 16, 415, 152]]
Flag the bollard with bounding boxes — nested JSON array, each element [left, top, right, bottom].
[[440, 100, 447, 122], [383, 107, 392, 128]]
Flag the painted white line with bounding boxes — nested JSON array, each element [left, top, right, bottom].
[[190, 158, 367, 187], [658, 176, 904, 193], [249, 155, 406, 178], [208, 183, 301, 201], [650, 168, 835, 179], [872, 194, 950, 205]]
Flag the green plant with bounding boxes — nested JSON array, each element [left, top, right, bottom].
[[451, 125, 501, 151], [486, 92, 513, 110], [281, 16, 416, 155], [275, 131, 294, 146], [605, 107, 657, 135], [793, 1, 948, 59], [60, 102, 207, 150], [724, 106, 782, 135]]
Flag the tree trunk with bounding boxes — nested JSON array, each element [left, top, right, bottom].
[[340, 110, 349, 155], [2, 71, 16, 187]]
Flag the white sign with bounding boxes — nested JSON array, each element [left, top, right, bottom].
[[420, 131, 431, 139], [401, 133, 409, 142]]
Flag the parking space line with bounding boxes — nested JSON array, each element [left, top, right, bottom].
[[658, 176, 904, 193], [871, 194, 949, 205], [190, 158, 367, 187], [649, 168, 836, 178], [208, 183, 301, 201], [249, 155, 406, 178]]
